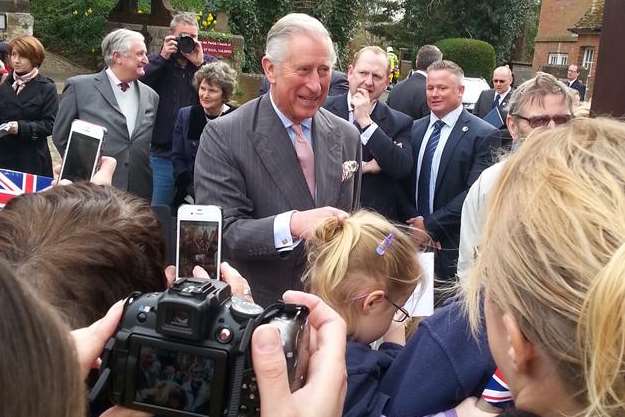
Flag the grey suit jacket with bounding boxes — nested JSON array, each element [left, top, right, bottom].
[[53, 69, 159, 200], [194, 94, 362, 305]]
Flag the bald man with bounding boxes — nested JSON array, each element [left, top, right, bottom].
[[473, 66, 514, 121]]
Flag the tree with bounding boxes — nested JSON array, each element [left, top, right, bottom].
[[401, 0, 535, 63]]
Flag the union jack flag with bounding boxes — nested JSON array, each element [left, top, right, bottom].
[[481, 368, 514, 409], [0, 169, 54, 208]]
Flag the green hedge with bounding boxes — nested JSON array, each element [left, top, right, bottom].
[[434, 38, 496, 80]]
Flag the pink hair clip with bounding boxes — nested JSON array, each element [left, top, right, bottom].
[[376, 233, 395, 256]]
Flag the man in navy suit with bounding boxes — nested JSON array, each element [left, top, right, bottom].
[[406, 60, 498, 288], [567, 64, 586, 101], [324, 46, 414, 221]]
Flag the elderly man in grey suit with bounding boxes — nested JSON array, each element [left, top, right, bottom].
[[195, 13, 362, 306], [53, 29, 158, 200]]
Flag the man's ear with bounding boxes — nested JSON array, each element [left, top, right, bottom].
[[361, 290, 386, 314], [262, 56, 277, 85], [507, 114, 519, 142], [502, 312, 535, 374]]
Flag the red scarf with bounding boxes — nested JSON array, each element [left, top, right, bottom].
[[12, 67, 39, 95]]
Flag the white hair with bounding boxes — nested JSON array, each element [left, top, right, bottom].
[[101, 28, 144, 67], [265, 13, 336, 66]]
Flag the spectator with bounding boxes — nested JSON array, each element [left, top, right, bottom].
[[141, 12, 216, 207], [387, 45, 442, 119], [171, 60, 238, 206], [0, 41, 11, 76], [457, 73, 574, 280], [194, 13, 361, 306], [473, 66, 514, 121], [0, 182, 167, 328], [406, 60, 497, 294], [463, 117, 625, 417], [324, 46, 414, 221], [53, 29, 158, 200], [0, 35, 58, 177], [566, 64, 586, 101]]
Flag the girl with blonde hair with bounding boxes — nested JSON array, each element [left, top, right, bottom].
[[464, 117, 625, 417]]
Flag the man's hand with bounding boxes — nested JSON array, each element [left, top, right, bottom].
[[182, 38, 204, 67], [290, 207, 348, 240], [351, 88, 374, 128], [160, 35, 178, 60], [252, 291, 347, 417], [406, 216, 431, 249], [361, 158, 381, 174]]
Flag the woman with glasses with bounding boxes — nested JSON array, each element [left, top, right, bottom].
[[463, 118, 625, 417]]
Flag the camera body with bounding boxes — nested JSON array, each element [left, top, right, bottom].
[[176, 34, 196, 54], [93, 279, 309, 417]]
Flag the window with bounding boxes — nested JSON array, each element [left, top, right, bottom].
[[548, 53, 568, 65], [582, 47, 595, 69]]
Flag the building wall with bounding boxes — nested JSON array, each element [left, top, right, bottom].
[[532, 0, 601, 99]]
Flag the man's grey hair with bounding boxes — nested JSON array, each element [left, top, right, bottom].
[[101, 29, 144, 67], [427, 60, 464, 84], [170, 12, 199, 32], [265, 13, 337, 66], [506, 72, 573, 116], [415, 45, 442, 71]]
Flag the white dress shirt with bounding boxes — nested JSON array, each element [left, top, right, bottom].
[[415, 104, 464, 212], [105, 68, 139, 138]]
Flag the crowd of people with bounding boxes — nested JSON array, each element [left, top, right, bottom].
[[0, 9, 624, 417]]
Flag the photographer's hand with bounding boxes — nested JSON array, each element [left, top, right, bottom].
[[252, 291, 347, 417], [160, 35, 178, 60], [182, 38, 204, 67], [71, 301, 153, 417]]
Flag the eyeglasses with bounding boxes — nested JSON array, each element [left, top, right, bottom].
[[511, 113, 573, 128], [384, 295, 410, 322]]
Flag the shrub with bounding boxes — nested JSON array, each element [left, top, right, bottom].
[[435, 38, 496, 80]]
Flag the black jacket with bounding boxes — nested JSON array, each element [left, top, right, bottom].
[[0, 73, 58, 176], [324, 94, 414, 221], [387, 72, 429, 120]]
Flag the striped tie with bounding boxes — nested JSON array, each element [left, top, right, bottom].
[[291, 123, 316, 199], [417, 120, 445, 216]]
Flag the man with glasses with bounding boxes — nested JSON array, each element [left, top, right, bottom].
[[474, 65, 514, 121], [567, 64, 586, 101], [457, 72, 574, 279]]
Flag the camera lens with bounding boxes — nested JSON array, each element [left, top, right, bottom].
[[178, 36, 195, 54]]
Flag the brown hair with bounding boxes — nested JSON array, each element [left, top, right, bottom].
[[0, 182, 167, 328], [0, 259, 84, 417], [193, 60, 238, 102], [303, 210, 421, 331], [8, 35, 45, 67], [463, 118, 625, 417]]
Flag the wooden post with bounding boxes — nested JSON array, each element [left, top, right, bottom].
[[590, 0, 625, 118]]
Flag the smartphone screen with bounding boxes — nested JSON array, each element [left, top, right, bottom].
[[61, 131, 101, 182], [178, 220, 220, 279]]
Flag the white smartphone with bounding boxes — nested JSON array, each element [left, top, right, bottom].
[[59, 120, 106, 182], [176, 205, 222, 280]]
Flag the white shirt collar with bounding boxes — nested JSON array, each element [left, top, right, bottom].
[[416, 70, 428, 78], [496, 86, 512, 99], [105, 68, 134, 92], [268, 90, 312, 130], [429, 104, 464, 129]]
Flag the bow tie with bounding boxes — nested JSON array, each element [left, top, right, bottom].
[[118, 82, 130, 92]]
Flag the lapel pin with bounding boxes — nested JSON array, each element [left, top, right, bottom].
[[462, 126, 469, 132]]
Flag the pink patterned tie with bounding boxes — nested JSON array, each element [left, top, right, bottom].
[[291, 123, 315, 198]]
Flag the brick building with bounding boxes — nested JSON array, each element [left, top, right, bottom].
[[532, 0, 603, 100]]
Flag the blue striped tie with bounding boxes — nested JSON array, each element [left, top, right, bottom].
[[417, 120, 445, 216]]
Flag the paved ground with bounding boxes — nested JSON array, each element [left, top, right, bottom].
[[40, 51, 92, 93]]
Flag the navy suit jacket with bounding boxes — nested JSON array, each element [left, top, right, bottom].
[[569, 79, 586, 101], [387, 72, 429, 120], [406, 109, 498, 246], [324, 94, 414, 220]]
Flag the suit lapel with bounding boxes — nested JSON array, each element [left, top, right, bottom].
[[435, 110, 470, 190], [327, 94, 350, 120], [131, 80, 145, 140], [251, 96, 315, 209], [312, 109, 341, 207], [94, 70, 124, 118]]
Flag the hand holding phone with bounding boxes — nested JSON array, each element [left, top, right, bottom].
[[176, 205, 222, 280], [59, 120, 106, 182]]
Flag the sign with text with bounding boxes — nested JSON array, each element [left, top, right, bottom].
[[201, 40, 234, 58]]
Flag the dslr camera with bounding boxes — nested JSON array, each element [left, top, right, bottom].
[[91, 278, 310, 417], [176, 34, 197, 54]]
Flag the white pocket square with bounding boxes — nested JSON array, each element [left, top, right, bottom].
[[342, 160, 359, 182]]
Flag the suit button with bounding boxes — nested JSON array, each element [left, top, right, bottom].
[[124, 162, 129, 167]]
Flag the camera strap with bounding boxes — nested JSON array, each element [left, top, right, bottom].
[[227, 318, 256, 417]]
